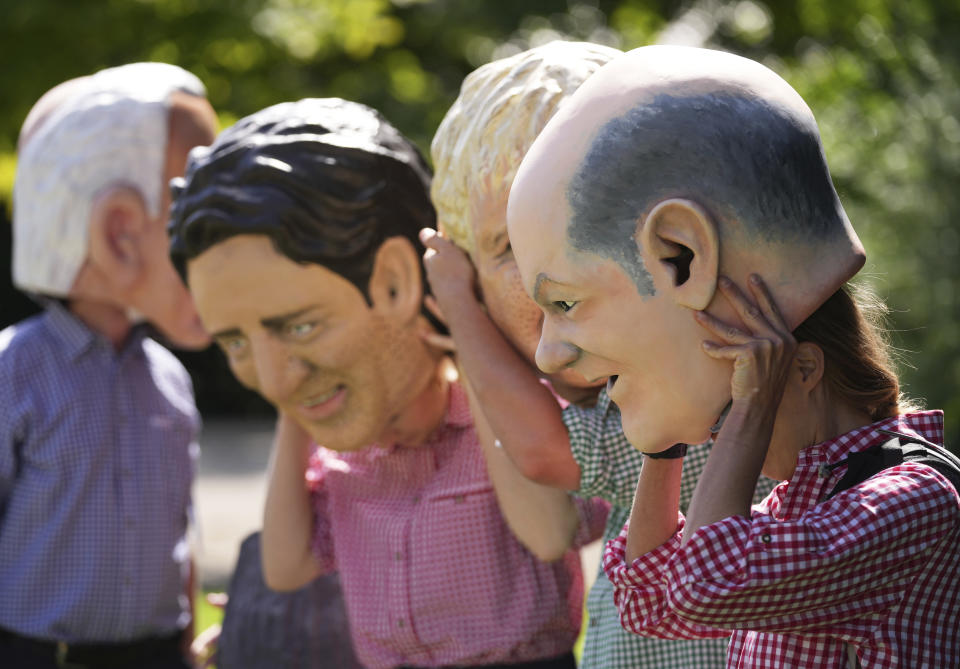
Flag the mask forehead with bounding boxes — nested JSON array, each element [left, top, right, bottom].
[[507, 149, 578, 294]]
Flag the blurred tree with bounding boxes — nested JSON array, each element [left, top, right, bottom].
[[0, 0, 956, 449]]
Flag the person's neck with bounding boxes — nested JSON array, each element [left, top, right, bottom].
[[67, 297, 133, 350], [771, 395, 876, 480], [811, 400, 875, 452], [383, 356, 454, 449], [793, 382, 876, 455]]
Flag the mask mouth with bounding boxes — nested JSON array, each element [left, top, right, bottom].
[[606, 375, 619, 394], [296, 383, 346, 408]]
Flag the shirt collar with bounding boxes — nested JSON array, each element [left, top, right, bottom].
[[44, 301, 100, 360], [595, 386, 613, 414], [43, 301, 149, 362], [796, 410, 945, 470]]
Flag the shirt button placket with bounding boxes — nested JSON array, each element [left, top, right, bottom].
[[390, 512, 417, 648], [115, 359, 138, 619]]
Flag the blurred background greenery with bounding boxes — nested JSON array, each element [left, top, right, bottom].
[[1, 0, 958, 450]]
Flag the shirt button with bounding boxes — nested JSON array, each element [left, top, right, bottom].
[[412, 495, 420, 504], [397, 619, 405, 628], [454, 495, 465, 504], [760, 533, 772, 544], [394, 551, 403, 561]]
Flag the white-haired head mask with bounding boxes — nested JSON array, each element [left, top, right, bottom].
[[12, 62, 206, 296]]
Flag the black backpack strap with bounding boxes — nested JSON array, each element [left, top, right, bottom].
[[825, 430, 960, 501]]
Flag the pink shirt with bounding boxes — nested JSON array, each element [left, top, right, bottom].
[[603, 411, 959, 668], [307, 381, 609, 669]]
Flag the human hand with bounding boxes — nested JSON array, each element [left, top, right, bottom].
[[421, 295, 457, 354], [419, 228, 480, 312], [190, 624, 221, 668], [694, 274, 797, 411], [189, 593, 227, 668]]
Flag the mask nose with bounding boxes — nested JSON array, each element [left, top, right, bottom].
[[535, 320, 580, 374], [250, 335, 309, 406]]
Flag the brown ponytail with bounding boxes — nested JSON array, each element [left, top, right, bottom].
[[792, 283, 919, 421]]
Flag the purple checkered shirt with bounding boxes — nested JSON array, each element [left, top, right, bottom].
[[0, 302, 199, 643]]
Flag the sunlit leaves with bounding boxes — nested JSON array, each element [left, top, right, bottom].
[[252, 0, 404, 60]]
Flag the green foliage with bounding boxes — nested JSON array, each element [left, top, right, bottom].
[[753, 0, 960, 447], [1, 0, 957, 447]]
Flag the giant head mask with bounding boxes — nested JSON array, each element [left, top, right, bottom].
[[507, 45, 866, 452], [431, 41, 620, 401], [13, 62, 217, 348], [169, 99, 442, 451]]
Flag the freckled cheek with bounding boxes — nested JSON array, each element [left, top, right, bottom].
[[482, 277, 543, 361], [379, 323, 409, 368], [505, 291, 542, 337], [321, 327, 374, 379], [359, 317, 420, 405]]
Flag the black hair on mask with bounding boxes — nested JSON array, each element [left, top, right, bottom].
[[169, 98, 437, 306]]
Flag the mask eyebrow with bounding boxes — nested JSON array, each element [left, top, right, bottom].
[[260, 306, 319, 332], [210, 327, 244, 341], [533, 272, 553, 306], [480, 227, 509, 254], [533, 273, 576, 307]]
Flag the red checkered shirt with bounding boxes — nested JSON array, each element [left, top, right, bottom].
[[603, 411, 959, 668], [306, 381, 609, 669]]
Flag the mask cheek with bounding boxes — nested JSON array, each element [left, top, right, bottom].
[[229, 360, 259, 393]]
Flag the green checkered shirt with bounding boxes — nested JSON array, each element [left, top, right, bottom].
[[563, 389, 777, 669]]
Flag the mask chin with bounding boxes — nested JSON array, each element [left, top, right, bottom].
[[709, 399, 733, 434], [125, 306, 145, 324]]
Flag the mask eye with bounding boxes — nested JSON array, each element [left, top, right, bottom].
[[218, 335, 249, 358], [286, 322, 317, 339]]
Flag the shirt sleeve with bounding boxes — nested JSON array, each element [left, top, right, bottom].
[[604, 464, 958, 638], [603, 515, 732, 640], [564, 396, 643, 508], [0, 333, 27, 515], [305, 448, 337, 574], [179, 366, 202, 525], [0, 374, 13, 514]]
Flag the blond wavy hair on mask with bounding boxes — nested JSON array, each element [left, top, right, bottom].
[[430, 41, 621, 256]]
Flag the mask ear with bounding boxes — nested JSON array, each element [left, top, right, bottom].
[[368, 236, 423, 323], [85, 185, 149, 295], [637, 198, 719, 310]]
